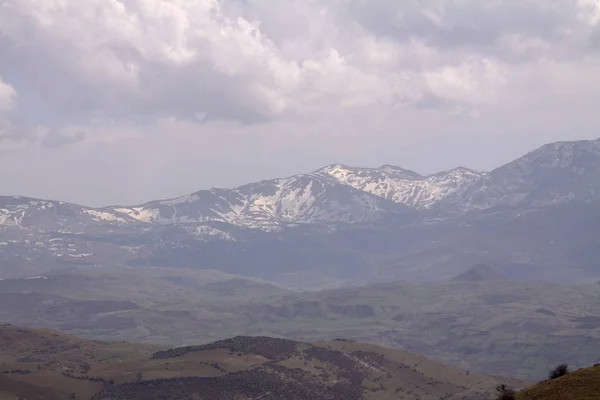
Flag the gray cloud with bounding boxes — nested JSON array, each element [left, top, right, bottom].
[[41, 129, 86, 148], [0, 0, 599, 204]]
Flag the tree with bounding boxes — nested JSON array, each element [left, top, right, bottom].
[[549, 363, 569, 380]]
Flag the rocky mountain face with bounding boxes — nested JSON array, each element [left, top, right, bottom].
[[1, 138, 600, 284]]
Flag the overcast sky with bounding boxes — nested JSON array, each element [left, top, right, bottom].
[[1, 0, 600, 206]]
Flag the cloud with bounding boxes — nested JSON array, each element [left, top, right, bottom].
[[0, 76, 17, 142], [0, 76, 16, 111], [0, 0, 600, 204], [0, 0, 544, 127], [40, 129, 86, 148]]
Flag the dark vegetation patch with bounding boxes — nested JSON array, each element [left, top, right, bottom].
[[535, 308, 556, 316], [304, 346, 364, 398], [152, 336, 300, 361], [572, 316, 600, 329], [3, 369, 31, 374], [548, 364, 569, 380]]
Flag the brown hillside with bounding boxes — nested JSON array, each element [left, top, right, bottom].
[[518, 364, 600, 400], [0, 325, 518, 400]]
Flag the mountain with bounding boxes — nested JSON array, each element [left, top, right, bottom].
[[3, 138, 600, 235], [0, 196, 140, 232], [316, 164, 484, 209], [2, 137, 600, 285], [454, 138, 600, 210], [0, 324, 518, 400], [111, 173, 407, 230]]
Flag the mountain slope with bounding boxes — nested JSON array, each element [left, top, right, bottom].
[[455, 138, 600, 210]]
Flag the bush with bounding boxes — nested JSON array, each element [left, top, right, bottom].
[[493, 384, 516, 400], [548, 363, 569, 380]]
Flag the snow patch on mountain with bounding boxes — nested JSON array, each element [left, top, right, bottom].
[[316, 164, 484, 209], [187, 225, 237, 241], [83, 210, 128, 223], [114, 207, 161, 223]]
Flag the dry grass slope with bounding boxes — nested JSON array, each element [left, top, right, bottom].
[[518, 365, 600, 400]]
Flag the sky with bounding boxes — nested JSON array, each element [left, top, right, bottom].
[[1, 0, 600, 206]]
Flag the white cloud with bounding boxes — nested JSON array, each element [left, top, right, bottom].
[[0, 0, 559, 125], [1, 0, 600, 203], [0, 76, 16, 111], [0, 76, 17, 143]]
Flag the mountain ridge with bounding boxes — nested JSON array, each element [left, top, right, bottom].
[[2, 138, 600, 233]]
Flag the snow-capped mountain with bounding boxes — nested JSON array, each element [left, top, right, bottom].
[[455, 138, 600, 210], [111, 174, 405, 230], [316, 164, 484, 209], [2, 138, 600, 237]]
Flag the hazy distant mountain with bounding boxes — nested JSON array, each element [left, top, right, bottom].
[[2, 138, 600, 233], [111, 174, 407, 230], [0, 196, 140, 231], [1, 138, 600, 285]]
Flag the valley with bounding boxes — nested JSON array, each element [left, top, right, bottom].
[[0, 266, 598, 380]]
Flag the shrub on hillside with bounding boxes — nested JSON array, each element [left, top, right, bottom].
[[493, 384, 516, 400], [548, 363, 569, 380]]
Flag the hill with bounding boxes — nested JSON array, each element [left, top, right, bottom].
[[450, 264, 505, 283], [0, 325, 518, 400], [518, 364, 600, 400]]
